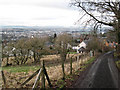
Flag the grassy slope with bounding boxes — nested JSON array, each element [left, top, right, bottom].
[[115, 60, 120, 70], [2, 55, 96, 88], [2, 65, 40, 73], [2, 56, 95, 73], [55, 56, 96, 88], [114, 52, 120, 70]]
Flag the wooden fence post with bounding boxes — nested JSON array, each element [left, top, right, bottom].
[[32, 68, 42, 89], [21, 60, 52, 88], [41, 60, 45, 88], [70, 57, 72, 75], [1, 70, 6, 87], [77, 55, 79, 70], [41, 72, 45, 88], [43, 60, 52, 87], [21, 69, 40, 87]]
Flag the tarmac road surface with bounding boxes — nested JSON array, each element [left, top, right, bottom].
[[73, 51, 119, 88]]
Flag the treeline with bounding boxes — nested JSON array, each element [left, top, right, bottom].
[[2, 33, 113, 80], [2, 34, 73, 66]]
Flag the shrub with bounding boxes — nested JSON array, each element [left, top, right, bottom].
[[87, 37, 103, 52]]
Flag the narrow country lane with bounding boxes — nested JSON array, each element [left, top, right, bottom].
[[73, 51, 119, 88]]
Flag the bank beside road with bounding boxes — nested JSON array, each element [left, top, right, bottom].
[[0, 68, 3, 89]]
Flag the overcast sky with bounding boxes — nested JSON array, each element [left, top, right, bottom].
[[0, 0, 82, 27]]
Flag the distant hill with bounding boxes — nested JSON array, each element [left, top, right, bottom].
[[1, 25, 91, 32]]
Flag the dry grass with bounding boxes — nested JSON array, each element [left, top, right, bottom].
[[2, 54, 81, 66], [2, 54, 91, 88]]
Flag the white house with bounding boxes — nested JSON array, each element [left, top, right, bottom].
[[72, 46, 80, 53], [72, 46, 80, 50], [78, 41, 87, 49], [72, 41, 88, 53]]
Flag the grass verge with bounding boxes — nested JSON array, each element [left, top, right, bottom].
[[114, 52, 120, 71], [115, 60, 120, 70], [85, 56, 95, 65], [2, 65, 40, 73], [53, 56, 96, 88], [67, 52, 77, 54], [114, 52, 120, 58]]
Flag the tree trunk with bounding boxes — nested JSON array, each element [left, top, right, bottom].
[[117, 2, 120, 44], [33, 52, 37, 63], [117, 32, 120, 44], [116, 17, 120, 44], [20, 50, 24, 65], [36, 52, 41, 63], [23, 50, 30, 64], [41, 72, 45, 88], [23, 56, 29, 64], [117, 20, 120, 44], [21, 56, 24, 65], [116, 10, 120, 52], [14, 53, 19, 65], [16, 58, 19, 65], [42, 60, 45, 88], [116, 31, 120, 53], [70, 57, 72, 75], [61, 57, 65, 80], [6, 56, 9, 66]]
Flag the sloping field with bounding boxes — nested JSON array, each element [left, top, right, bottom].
[[2, 54, 91, 88], [2, 54, 81, 66]]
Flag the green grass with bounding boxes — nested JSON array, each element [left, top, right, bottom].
[[0, 67, 2, 71], [67, 52, 77, 54], [79, 56, 95, 72], [85, 56, 95, 65], [2, 65, 40, 73], [114, 52, 120, 58], [56, 57, 96, 88], [2, 56, 96, 74], [56, 79, 66, 89], [114, 52, 120, 70], [115, 60, 120, 70]]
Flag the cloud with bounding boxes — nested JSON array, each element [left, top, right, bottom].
[[0, 0, 76, 11], [33, 17, 57, 20], [0, 0, 80, 27]]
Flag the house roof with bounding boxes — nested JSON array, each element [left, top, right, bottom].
[[82, 40, 89, 45]]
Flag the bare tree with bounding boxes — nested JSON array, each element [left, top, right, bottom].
[[87, 37, 104, 53], [8, 39, 30, 65], [71, 0, 120, 44], [2, 43, 12, 66], [15, 38, 31, 65], [29, 37, 46, 64], [55, 33, 72, 80], [3, 37, 47, 65]]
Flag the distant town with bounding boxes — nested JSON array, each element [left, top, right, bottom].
[[1, 26, 91, 42]]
